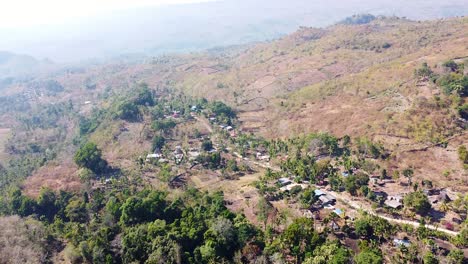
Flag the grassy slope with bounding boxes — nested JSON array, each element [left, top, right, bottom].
[[4, 16, 466, 192]]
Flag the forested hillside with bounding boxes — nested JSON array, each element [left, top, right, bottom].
[[0, 16, 466, 263]]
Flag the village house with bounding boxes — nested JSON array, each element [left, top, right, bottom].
[[280, 183, 308, 192], [256, 152, 271, 161], [333, 208, 344, 217], [319, 194, 336, 206], [385, 195, 403, 209], [277, 177, 292, 186], [428, 190, 451, 204], [146, 153, 163, 162], [330, 221, 340, 231], [393, 238, 411, 248]]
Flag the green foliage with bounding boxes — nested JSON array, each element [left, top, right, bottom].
[[201, 139, 213, 151], [452, 227, 468, 247], [74, 142, 108, 174], [120, 191, 168, 225], [447, 249, 465, 264], [345, 173, 369, 196], [114, 100, 140, 121], [415, 62, 434, 78], [442, 60, 459, 72], [458, 103, 468, 119], [457, 145, 468, 165], [300, 188, 318, 208], [151, 135, 166, 152], [354, 248, 383, 264], [281, 217, 323, 262], [65, 199, 88, 223], [354, 213, 394, 241], [423, 252, 439, 264], [133, 83, 155, 106], [304, 241, 351, 264], [78, 109, 104, 136], [436, 73, 468, 96], [355, 137, 384, 159], [197, 152, 223, 169], [355, 217, 374, 238], [404, 191, 432, 216], [209, 101, 236, 119], [152, 119, 176, 133]]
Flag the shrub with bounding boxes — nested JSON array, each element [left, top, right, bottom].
[[414, 62, 433, 78], [74, 142, 108, 174], [403, 191, 431, 216]]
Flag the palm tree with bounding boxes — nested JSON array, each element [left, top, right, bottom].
[[439, 201, 450, 213], [402, 168, 414, 188]]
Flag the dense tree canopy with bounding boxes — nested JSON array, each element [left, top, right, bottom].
[[74, 142, 108, 174]]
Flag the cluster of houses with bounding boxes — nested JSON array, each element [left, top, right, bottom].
[[145, 145, 202, 165]]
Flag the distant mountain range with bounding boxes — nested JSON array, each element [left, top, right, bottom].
[[0, 51, 55, 86], [0, 0, 466, 62]]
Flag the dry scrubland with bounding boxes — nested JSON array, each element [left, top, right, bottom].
[[15, 16, 465, 191]]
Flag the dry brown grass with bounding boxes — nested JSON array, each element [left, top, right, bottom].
[[22, 160, 81, 198], [0, 216, 48, 264]]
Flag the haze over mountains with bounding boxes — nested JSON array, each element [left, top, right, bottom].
[[0, 0, 467, 62]]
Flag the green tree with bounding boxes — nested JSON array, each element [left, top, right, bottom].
[[37, 188, 58, 221], [414, 62, 433, 78], [447, 249, 465, 264], [65, 199, 88, 223], [281, 217, 323, 263], [74, 142, 108, 174], [152, 135, 166, 152], [404, 191, 431, 216], [116, 100, 140, 121], [304, 241, 351, 264], [134, 83, 154, 106], [354, 248, 383, 264], [423, 252, 439, 264], [457, 145, 468, 165], [201, 139, 213, 151], [355, 217, 373, 238], [402, 168, 414, 186]]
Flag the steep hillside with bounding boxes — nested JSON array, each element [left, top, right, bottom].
[[0, 16, 467, 264], [2, 17, 465, 191]]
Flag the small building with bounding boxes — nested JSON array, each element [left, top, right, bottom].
[[278, 178, 292, 186], [146, 153, 163, 161], [319, 194, 336, 205], [174, 154, 184, 163], [333, 208, 344, 217], [191, 105, 198, 111], [225, 126, 233, 131], [393, 238, 411, 248], [314, 189, 326, 197], [385, 196, 403, 209], [256, 152, 271, 161], [280, 183, 307, 192], [341, 172, 349, 178], [330, 221, 340, 231]]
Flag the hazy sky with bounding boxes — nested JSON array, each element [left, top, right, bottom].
[[0, 0, 216, 28]]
